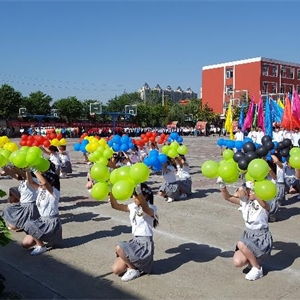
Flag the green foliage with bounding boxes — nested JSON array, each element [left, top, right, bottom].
[[0, 84, 23, 119], [106, 92, 141, 113], [22, 91, 52, 115]]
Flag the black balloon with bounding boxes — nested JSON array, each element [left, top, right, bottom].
[[282, 138, 292, 148], [277, 142, 285, 150], [256, 146, 269, 158], [243, 141, 256, 153], [264, 141, 275, 151], [281, 148, 290, 157], [262, 135, 272, 145], [245, 151, 258, 163], [233, 151, 245, 163], [238, 158, 249, 171]]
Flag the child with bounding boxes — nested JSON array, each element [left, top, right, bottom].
[[59, 145, 72, 178], [110, 183, 158, 282], [42, 145, 61, 176], [217, 178, 272, 281], [175, 155, 192, 196], [22, 169, 62, 255], [1, 166, 39, 231]]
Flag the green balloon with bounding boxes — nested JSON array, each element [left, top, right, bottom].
[[91, 163, 110, 182], [112, 179, 135, 201], [35, 158, 50, 172], [91, 182, 109, 201], [98, 157, 108, 165], [19, 146, 30, 153], [248, 159, 269, 181], [290, 147, 300, 157], [168, 148, 178, 158], [130, 163, 150, 183], [0, 149, 12, 160], [13, 152, 28, 168], [289, 154, 300, 169], [110, 169, 119, 185], [245, 172, 254, 182], [170, 141, 179, 149], [103, 148, 113, 159], [218, 162, 238, 182], [162, 145, 170, 155], [26, 152, 40, 165], [254, 180, 277, 201], [222, 149, 234, 160], [116, 166, 131, 182], [27, 146, 42, 157], [93, 150, 103, 161], [177, 145, 188, 155], [201, 160, 219, 179], [0, 154, 7, 167]]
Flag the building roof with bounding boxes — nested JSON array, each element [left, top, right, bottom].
[[202, 57, 300, 70]]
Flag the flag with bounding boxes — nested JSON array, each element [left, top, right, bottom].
[[271, 100, 284, 123], [242, 96, 255, 131], [252, 104, 258, 128], [257, 96, 265, 132], [264, 96, 273, 138], [225, 102, 234, 140], [292, 89, 300, 120], [281, 94, 300, 130], [238, 104, 245, 129], [277, 98, 285, 109]]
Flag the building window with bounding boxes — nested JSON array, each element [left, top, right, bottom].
[[280, 84, 285, 93], [262, 82, 268, 93], [262, 64, 268, 76], [288, 85, 293, 94], [297, 85, 300, 94], [225, 85, 233, 94], [289, 68, 295, 79], [226, 68, 233, 79], [297, 69, 300, 80], [271, 83, 277, 93], [272, 66, 278, 77], [281, 66, 286, 77]]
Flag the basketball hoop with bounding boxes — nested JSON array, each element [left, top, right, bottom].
[[90, 113, 95, 118]]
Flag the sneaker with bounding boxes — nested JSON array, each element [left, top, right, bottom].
[[238, 207, 242, 211], [167, 197, 174, 203], [60, 173, 66, 178], [31, 246, 47, 256], [268, 214, 276, 222], [245, 266, 263, 281], [178, 193, 187, 200], [121, 268, 140, 282]]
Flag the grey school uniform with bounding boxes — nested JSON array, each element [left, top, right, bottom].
[[2, 181, 39, 229], [117, 203, 157, 274], [24, 187, 62, 246]]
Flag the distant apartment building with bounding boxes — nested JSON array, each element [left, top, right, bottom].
[[202, 57, 300, 113], [138, 83, 198, 103]]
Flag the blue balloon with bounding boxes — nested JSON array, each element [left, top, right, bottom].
[[266, 154, 272, 161], [177, 136, 183, 143], [121, 135, 129, 144], [112, 143, 121, 152], [149, 149, 159, 157], [167, 137, 173, 143], [152, 162, 162, 171], [148, 156, 157, 166], [74, 143, 81, 151], [80, 144, 87, 153], [235, 141, 243, 150], [243, 137, 253, 144], [282, 157, 287, 163], [217, 139, 224, 147], [120, 143, 129, 151], [107, 140, 113, 147], [112, 135, 121, 144], [158, 153, 168, 164], [226, 140, 235, 149], [81, 139, 89, 145], [273, 141, 278, 149], [143, 157, 152, 167], [128, 142, 134, 149], [170, 132, 177, 140]]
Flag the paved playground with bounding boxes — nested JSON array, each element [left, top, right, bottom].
[[0, 136, 300, 299]]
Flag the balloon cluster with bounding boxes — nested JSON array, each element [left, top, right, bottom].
[[134, 131, 168, 147], [107, 135, 134, 152], [0, 136, 19, 167], [143, 149, 168, 171], [161, 141, 188, 159], [89, 162, 150, 201], [19, 134, 67, 148], [167, 132, 184, 144], [201, 135, 280, 201]]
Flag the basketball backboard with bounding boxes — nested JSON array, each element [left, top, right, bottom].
[[125, 105, 137, 116], [90, 102, 102, 114], [19, 108, 27, 116]]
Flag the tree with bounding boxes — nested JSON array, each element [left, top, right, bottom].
[[106, 92, 141, 113], [52, 97, 84, 122], [22, 91, 52, 115], [0, 84, 23, 119]]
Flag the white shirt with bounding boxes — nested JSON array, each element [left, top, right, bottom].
[[256, 131, 265, 144], [49, 153, 61, 167], [240, 197, 269, 230], [18, 180, 37, 204], [273, 131, 284, 143], [176, 163, 191, 180], [284, 130, 293, 139], [234, 131, 244, 141], [276, 163, 285, 183], [247, 131, 257, 143], [36, 187, 60, 217], [163, 165, 177, 183], [59, 150, 71, 164], [292, 132, 300, 146], [128, 202, 157, 237]]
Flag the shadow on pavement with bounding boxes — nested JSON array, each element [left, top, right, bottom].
[[0, 241, 138, 299], [276, 207, 300, 222], [60, 212, 104, 224], [152, 243, 233, 275]]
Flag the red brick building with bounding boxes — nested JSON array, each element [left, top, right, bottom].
[[202, 57, 300, 113]]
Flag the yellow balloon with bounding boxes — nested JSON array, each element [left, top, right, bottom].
[[51, 138, 60, 146], [3, 142, 18, 152], [99, 138, 107, 146], [59, 138, 67, 146]]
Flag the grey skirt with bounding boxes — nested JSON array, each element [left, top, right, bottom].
[[177, 178, 192, 195], [237, 228, 273, 258], [117, 236, 154, 274], [61, 161, 72, 174], [275, 182, 285, 203], [24, 215, 62, 247], [1, 202, 40, 229], [159, 182, 180, 200]]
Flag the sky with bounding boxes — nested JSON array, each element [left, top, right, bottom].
[[1, 0, 299, 104]]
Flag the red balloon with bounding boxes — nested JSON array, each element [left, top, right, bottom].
[[26, 140, 33, 146], [32, 141, 40, 147], [146, 132, 152, 138], [21, 134, 28, 140], [43, 140, 51, 147], [19, 140, 27, 146], [57, 133, 63, 140], [49, 133, 57, 140], [150, 136, 156, 142], [141, 134, 145, 139]]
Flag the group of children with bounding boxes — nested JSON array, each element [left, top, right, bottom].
[[2, 134, 300, 284]]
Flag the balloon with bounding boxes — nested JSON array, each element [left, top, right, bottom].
[[170, 141, 179, 150], [90, 163, 110, 182], [281, 148, 290, 157], [289, 154, 300, 169], [103, 148, 113, 159], [226, 140, 235, 149], [116, 166, 131, 181], [238, 158, 249, 171], [218, 162, 238, 182], [149, 150, 159, 157], [277, 142, 285, 150], [91, 182, 110, 201], [130, 163, 150, 183], [248, 159, 269, 181], [98, 157, 108, 165], [120, 144, 129, 152], [254, 180, 277, 201], [255, 146, 269, 158], [0, 154, 7, 167], [222, 149, 234, 161], [110, 169, 119, 185], [243, 141, 256, 153], [13, 152, 28, 168], [261, 135, 272, 145], [74, 143, 81, 151], [167, 149, 178, 158], [112, 179, 135, 201], [282, 138, 292, 148], [245, 172, 254, 182], [162, 145, 170, 155], [35, 158, 50, 172], [4, 142, 18, 152], [26, 152, 40, 165], [235, 141, 244, 151], [43, 140, 51, 148], [177, 145, 188, 155], [177, 137, 183, 143], [0, 149, 11, 160], [27, 146, 42, 157], [245, 151, 258, 163], [158, 154, 168, 164], [201, 160, 219, 179], [264, 141, 274, 151], [233, 151, 245, 163], [112, 143, 121, 152], [112, 135, 121, 144], [290, 147, 300, 156], [121, 135, 129, 144], [217, 139, 224, 147]]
